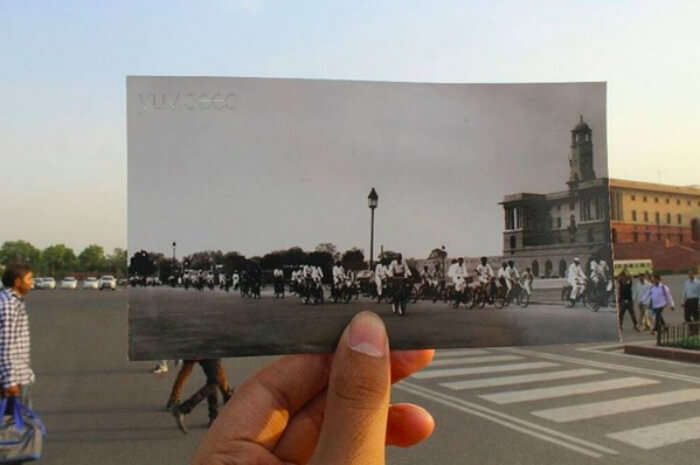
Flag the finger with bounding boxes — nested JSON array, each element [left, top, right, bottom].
[[191, 435, 287, 465], [386, 403, 435, 447], [310, 311, 391, 465], [199, 353, 331, 455], [273, 349, 435, 462]]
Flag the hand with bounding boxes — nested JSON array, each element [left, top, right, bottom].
[[193, 311, 435, 465], [3, 385, 20, 397]]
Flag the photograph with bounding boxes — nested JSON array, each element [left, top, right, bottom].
[[127, 76, 615, 360]]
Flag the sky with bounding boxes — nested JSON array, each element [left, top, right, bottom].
[[128, 78, 605, 258], [2, 1, 698, 256]]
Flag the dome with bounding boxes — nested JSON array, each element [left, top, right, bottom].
[[573, 115, 591, 132]]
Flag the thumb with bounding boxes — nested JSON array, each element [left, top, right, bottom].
[[310, 311, 391, 465]]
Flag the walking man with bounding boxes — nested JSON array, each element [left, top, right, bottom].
[[640, 274, 675, 336], [682, 271, 699, 336], [617, 271, 639, 332], [171, 359, 234, 433], [0, 265, 36, 443]]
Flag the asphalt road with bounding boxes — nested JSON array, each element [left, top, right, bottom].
[[129, 286, 619, 360], [24, 276, 697, 465]]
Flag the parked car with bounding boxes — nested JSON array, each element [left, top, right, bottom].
[[82, 277, 99, 290], [99, 275, 117, 290], [60, 277, 78, 289], [36, 277, 56, 290]]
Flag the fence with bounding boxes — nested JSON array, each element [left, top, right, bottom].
[[657, 321, 700, 350]]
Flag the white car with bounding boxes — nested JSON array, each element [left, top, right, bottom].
[[99, 275, 117, 290], [36, 277, 56, 290], [82, 277, 99, 290], [60, 277, 78, 289]]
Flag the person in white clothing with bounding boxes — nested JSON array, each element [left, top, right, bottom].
[[374, 261, 387, 297], [475, 257, 494, 286], [568, 258, 586, 300], [388, 254, 412, 278], [332, 261, 346, 287], [497, 263, 511, 291], [520, 267, 534, 295], [312, 266, 324, 284]]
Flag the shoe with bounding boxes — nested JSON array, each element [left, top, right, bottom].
[[152, 365, 168, 374], [171, 407, 188, 434], [223, 388, 234, 404], [165, 399, 179, 411]]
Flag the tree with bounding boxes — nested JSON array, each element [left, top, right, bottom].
[[184, 250, 224, 270], [107, 248, 128, 277], [0, 240, 41, 268], [78, 245, 106, 272], [315, 243, 339, 260], [42, 244, 77, 275], [222, 251, 247, 274], [129, 250, 156, 277], [341, 248, 365, 271]]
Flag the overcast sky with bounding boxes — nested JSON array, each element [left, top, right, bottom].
[[128, 78, 605, 258], [2, 1, 698, 255]]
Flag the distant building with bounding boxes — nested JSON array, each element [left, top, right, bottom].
[[499, 116, 612, 278], [609, 179, 700, 273]]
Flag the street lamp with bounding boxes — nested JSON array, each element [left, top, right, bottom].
[[368, 188, 379, 270], [441, 245, 447, 282], [172, 241, 177, 261]]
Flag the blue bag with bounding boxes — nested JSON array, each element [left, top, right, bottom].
[[0, 398, 45, 463]]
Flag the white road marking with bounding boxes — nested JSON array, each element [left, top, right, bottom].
[[434, 348, 492, 358], [607, 416, 700, 450], [533, 389, 700, 423], [441, 368, 605, 390], [430, 355, 523, 367], [396, 381, 618, 458], [499, 347, 700, 385], [412, 362, 559, 379], [480, 377, 658, 404]]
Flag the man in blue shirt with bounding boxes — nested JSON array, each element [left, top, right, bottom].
[[639, 274, 675, 336], [682, 271, 699, 335]]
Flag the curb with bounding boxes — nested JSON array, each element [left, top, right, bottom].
[[624, 344, 700, 364]]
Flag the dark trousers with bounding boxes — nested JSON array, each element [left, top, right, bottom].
[[177, 360, 228, 421], [653, 306, 666, 333], [618, 299, 637, 328], [685, 298, 699, 335]]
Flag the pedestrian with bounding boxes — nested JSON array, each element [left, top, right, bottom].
[[191, 312, 435, 465], [640, 274, 675, 336], [682, 270, 699, 336], [166, 359, 233, 410], [171, 359, 234, 433], [0, 264, 36, 464], [617, 271, 639, 332]]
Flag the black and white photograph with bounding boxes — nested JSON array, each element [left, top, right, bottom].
[[127, 76, 615, 360]]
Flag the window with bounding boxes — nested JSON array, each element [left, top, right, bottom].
[[666, 198, 670, 204], [612, 228, 617, 243], [645, 232, 651, 242], [587, 228, 595, 242], [557, 217, 562, 229], [532, 260, 540, 278], [689, 200, 692, 206], [510, 235, 516, 250], [559, 260, 567, 278], [657, 233, 662, 241], [680, 234, 684, 242], [678, 214, 683, 225], [581, 199, 592, 221], [677, 199, 681, 205], [654, 197, 658, 203], [545, 260, 553, 278], [655, 212, 660, 224], [631, 195, 636, 201], [632, 210, 637, 221], [643, 211, 649, 222], [667, 213, 671, 224], [633, 232, 639, 242], [643, 196, 647, 202]]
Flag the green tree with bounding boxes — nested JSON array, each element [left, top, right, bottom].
[[78, 244, 106, 272], [107, 248, 128, 277], [0, 240, 41, 268], [42, 244, 77, 275]]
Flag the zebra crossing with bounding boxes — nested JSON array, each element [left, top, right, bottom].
[[397, 346, 700, 460]]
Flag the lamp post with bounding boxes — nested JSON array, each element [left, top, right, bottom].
[[368, 188, 379, 270], [441, 245, 447, 282], [172, 241, 176, 261]]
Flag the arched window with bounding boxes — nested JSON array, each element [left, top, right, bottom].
[[545, 260, 553, 278], [559, 259, 567, 278], [532, 260, 540, 278], [509, 235, 516, 250]]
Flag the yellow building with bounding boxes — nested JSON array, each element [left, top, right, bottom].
[[609, 179, 700, 245]]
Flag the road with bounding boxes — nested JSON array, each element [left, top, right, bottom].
[[25, 276, 698, 464], [129, 285, 618, 360]]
